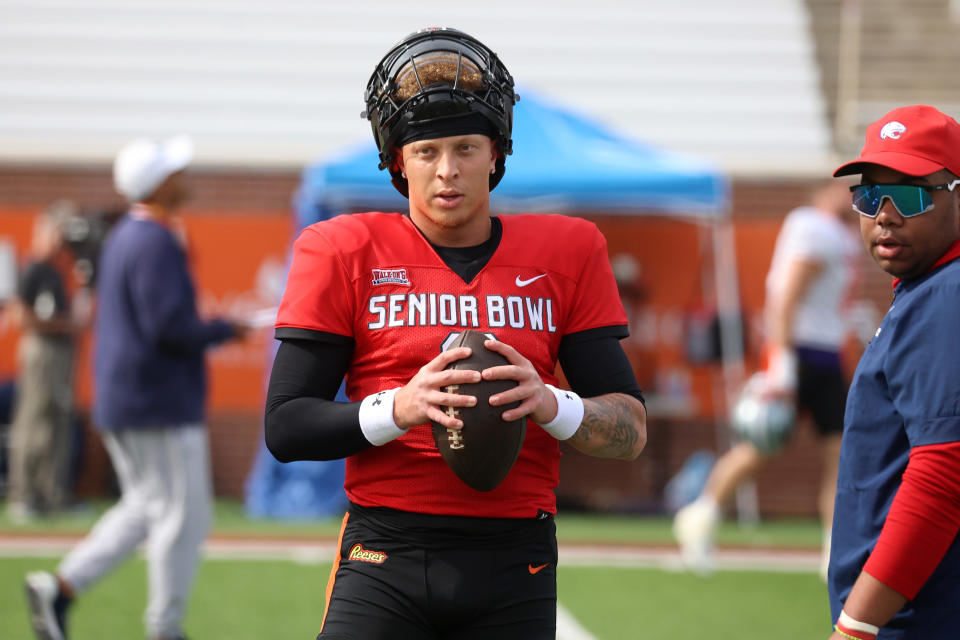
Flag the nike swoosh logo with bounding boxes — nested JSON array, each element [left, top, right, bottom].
[[528, 563, 550, 575], [516, 274, 547, 287]]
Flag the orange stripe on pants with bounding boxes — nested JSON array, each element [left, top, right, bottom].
[[319, 511, 350, 633]]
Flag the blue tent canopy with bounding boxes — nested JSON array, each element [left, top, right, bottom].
[[294, 90, 729, 229]]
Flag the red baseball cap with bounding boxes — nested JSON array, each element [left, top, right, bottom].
[[834, 105, 960, 178]]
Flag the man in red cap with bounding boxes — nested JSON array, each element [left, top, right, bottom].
[[827, 105, 960, 639]]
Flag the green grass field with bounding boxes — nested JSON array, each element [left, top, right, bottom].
[[1, 500, 832, 639]]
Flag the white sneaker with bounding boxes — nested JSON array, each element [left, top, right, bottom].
[[672, 499, 718, 575], [8, 501, 37, 525], [24, 571, 70, 640], [819, 529, 832, 583]]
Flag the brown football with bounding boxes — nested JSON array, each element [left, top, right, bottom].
[[431, 330, 525, 491]]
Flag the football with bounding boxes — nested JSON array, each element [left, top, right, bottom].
[[431, 330, 526, 491], [730, 372, 796, 454]]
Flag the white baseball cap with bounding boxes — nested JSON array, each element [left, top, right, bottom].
[[113, 134, 194, 203]]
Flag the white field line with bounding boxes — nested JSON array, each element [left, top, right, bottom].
[[557, 602, 599, 640], [1, 537, 819, 640], [560, 544, 821, 574], [0, 536, 821, 573]]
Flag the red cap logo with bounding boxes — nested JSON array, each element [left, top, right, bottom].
[[879, 121, 906, 140]]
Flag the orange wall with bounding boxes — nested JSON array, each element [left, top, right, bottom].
[[183, 212, 293, 411], [0, 208, 293, 414]]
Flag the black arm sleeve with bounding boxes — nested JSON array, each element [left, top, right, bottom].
[[264, 337, 373, 462], [558, 328, 645, 405]]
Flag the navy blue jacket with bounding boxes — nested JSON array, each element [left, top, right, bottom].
[[829, 258, 960, 637], [93, 216, 234, 430]]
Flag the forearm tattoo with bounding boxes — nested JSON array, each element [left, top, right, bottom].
[[567, 393, 646, 459]]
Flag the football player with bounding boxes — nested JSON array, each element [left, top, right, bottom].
[[265, 28, 646, 639], [673, 178, 860, 578]]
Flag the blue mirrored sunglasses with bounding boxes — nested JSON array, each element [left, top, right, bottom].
[[851, 180, 960, 218]]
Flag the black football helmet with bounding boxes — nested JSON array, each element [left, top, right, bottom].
[[362, 28, 518, 197]]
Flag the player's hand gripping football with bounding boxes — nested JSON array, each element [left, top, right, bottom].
[[479, 339, 558, 424], [393, 346, 481, 430]]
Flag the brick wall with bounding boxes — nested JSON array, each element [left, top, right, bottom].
[[0, 166, 300, 213]]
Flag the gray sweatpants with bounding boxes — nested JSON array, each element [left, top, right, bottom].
[[57, 425, 212, 638]]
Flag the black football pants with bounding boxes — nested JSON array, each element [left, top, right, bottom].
[[317, 503, 558, 640]]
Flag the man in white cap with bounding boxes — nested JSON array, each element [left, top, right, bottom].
[[24, 135, 247, 640]]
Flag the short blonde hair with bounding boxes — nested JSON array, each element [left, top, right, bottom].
[[394, 52, 483, 101]]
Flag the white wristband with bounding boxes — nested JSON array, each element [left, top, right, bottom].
[[838, 610, 880, 635], [537, 384, 584, 441], [766, 347, 798, 391], [358, 388, 406, 446]]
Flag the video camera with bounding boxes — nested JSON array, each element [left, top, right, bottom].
[[60, 208, 125, 289]]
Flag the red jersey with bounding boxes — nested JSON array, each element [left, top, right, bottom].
[[275, 212, 626, 517]]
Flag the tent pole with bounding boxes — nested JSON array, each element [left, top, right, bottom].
[[710, 219, 758, 525]]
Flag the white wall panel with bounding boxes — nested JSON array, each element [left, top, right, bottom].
[[0, 0, 831, 175]]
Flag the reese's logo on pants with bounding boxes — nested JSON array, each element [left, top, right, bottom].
[[348, 543, 388, 564]]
